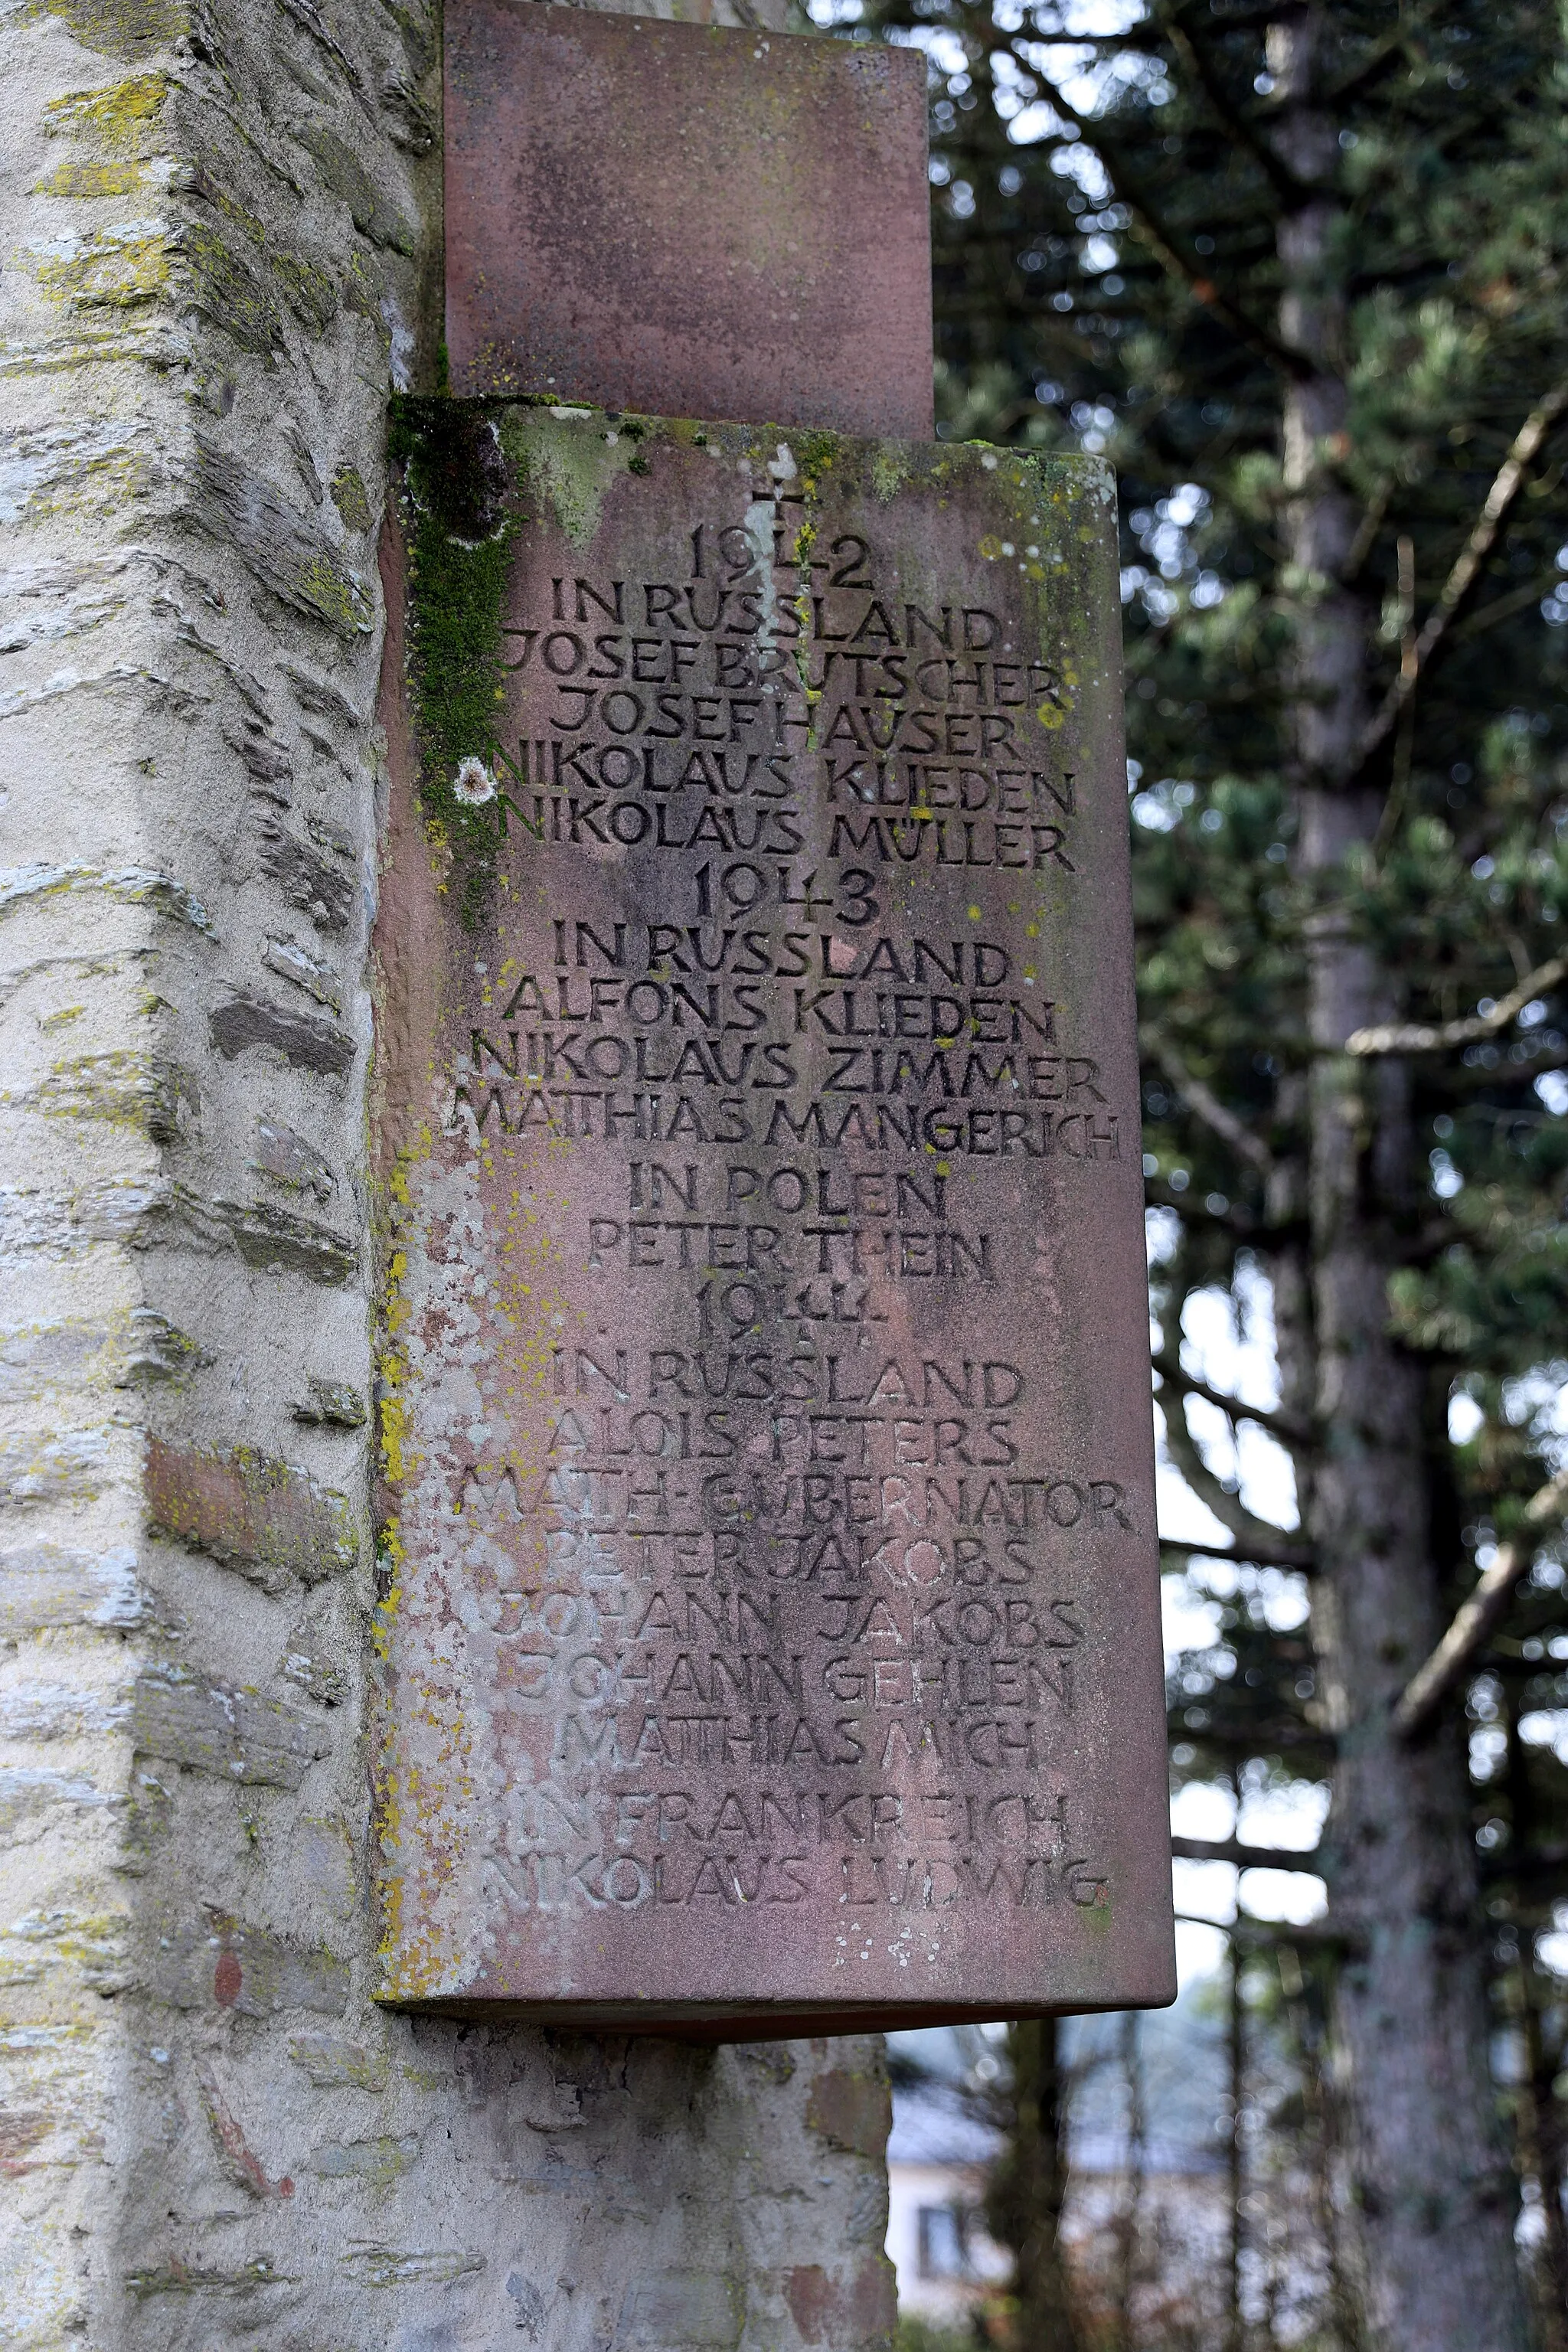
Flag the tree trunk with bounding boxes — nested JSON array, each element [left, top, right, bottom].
[[1272, 12, 1527, 2347], [1505, 1700, 1568, 2350], [1227, 1932, 1246, 2352], [1112, 2013, 1145, 2352], [988, 2020, 1083, 2352]]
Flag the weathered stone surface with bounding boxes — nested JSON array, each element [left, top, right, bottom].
[[618, 2269, 744, 2347], [209, 988, 357, 1075], [287, 2031, 390, 2089], [0, 1541, 145, 1633], [151, 1905, 350, 2016], [805, 2066, 893, 2161], [445, 0, 933, 437], [375, 410, 1174, 2030], [145, 1435, 356, 1588], [786, 2257, 900, 2346], [290, 1374, 366, 1428], [131, 1663, 332, 1786]]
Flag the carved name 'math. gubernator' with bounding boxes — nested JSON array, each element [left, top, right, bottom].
[[374, 409, 1174, 2035]]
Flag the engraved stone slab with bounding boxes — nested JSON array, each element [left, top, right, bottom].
[[444, 1, 933, 437], [374, 409, 1174, 2034]]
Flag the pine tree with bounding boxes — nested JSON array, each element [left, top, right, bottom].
[[841, 0, 1568, 2341]]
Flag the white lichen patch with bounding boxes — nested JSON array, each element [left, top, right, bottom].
[[450, 754, 495, 806]]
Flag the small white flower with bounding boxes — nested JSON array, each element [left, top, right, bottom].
[[452, 756, 496, 806]]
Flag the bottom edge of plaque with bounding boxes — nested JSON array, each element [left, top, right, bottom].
[[374, 1990, 1178, 2043]]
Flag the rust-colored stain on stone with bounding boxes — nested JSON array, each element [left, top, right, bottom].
[[444, 0, 933, 437], [145, 1435, 355, 1592], [373, 409, 1174, 2034], [785, 2258, 899, 2344]]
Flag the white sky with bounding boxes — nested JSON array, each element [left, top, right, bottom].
[[1149, 1215, 1328, 1983]]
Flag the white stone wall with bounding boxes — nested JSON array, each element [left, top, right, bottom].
[[0, 1, 893, 2343]]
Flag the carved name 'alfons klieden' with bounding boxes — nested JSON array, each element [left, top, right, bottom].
[[374, 410, 1174, 2034]]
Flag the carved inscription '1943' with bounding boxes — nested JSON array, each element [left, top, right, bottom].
[[374, 411, 1174, 2033]]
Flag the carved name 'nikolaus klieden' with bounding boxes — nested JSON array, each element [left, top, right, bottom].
[[375, 411, 1175, 2033]]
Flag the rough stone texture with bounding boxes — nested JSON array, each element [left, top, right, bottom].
[[0, 0, 893, 2344], [374, 415, 1174, 2032], [445, 0, 934, 436]]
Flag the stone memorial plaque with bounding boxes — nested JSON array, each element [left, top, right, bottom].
[[374, 407, 1174, 2033], [444, 1, 933, 437]]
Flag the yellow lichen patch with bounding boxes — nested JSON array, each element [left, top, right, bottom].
[[330, 465, 372, 531], [871, 443, 908, 503], [184, 176, 266, 247], [176, 220, 282, 351], [0, 323, 169, 374], [0, 1908, 131, 1993], [42, 73, 169, 152], [296, 553, 373, 636], [31, 220, 172, 310], [7, 1051, 184, 1138], [34, 158, 149, 198], [19, 0, 193, 61], [378, 1388, 409, 1489], [0, 423, 152, 519]]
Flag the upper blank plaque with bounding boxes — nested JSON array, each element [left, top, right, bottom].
[[444, 1, 935, 437]]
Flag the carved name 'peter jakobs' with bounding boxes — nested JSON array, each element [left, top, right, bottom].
[[374, 410, 1174, 2034]]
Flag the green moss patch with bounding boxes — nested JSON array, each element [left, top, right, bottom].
[[389, 398, 517, 929]]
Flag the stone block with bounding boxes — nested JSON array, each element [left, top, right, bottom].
[[783, 2258, 897, 2345], [444, 1, 932, 436], [616, 2270, 744, 2349], [145, 1436, 356, 1590], [152, 1905, 348, 2018], [805, 2068, 892, 2161], [132, 1664, 331, 1789]]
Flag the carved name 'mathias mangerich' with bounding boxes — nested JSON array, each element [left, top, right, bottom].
[[374, 409, 1174, 2034]]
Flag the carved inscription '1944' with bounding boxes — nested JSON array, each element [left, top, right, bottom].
[[374, 411, 1174, 2033]]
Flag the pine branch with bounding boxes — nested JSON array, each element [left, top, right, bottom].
[[1345, 954, 1568, 1057], [1017, 69, 1311, 381], [1146, 1028, 1277, 1174], [1341, 473, 1394, 585], [1171, 1720, 1334, 1753], [1158, 2, 1312, 209], [1326, 28, 1409, 106], [1349, 376, 1568, 783], [1176, 1910, 1353, 1949], [1161, 1397, 1312, 1567], [1172, 1833, 1324, 1873], [1154, 1348, 1313, 1449], [1161, 1536, 1318, 1573], [1393, 1468, 1568, 1742], [1449, 573, 1563, 643]]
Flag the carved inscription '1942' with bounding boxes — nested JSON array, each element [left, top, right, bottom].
[[374, 411, 1174, 2032]]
